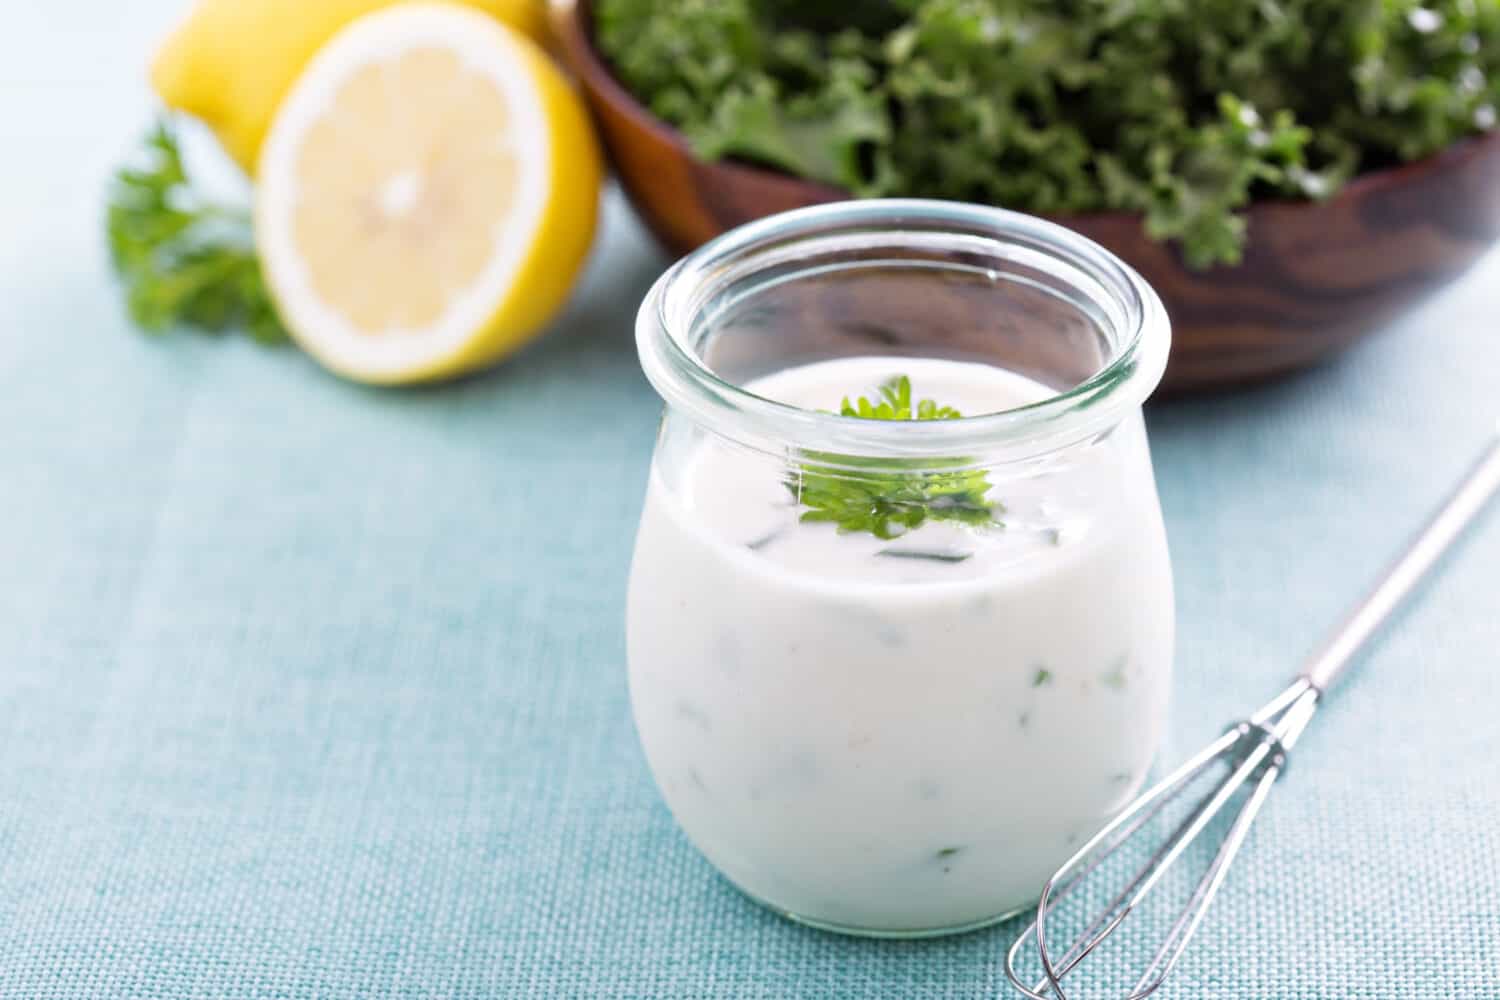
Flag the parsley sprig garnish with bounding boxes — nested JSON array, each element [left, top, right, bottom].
[[106, 121, 287, 344], [786, 376, 998, 540]]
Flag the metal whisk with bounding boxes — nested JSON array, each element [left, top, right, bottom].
[[1004, 427, 1500, 1000]]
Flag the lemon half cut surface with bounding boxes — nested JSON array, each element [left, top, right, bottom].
[[255, 3, 600, 384]]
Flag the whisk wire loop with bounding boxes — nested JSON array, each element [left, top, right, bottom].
[[1003, 431, 1500, 999], [1005, 682, 1319, 1000]]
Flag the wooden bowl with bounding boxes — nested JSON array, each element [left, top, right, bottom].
[[551, 0, 1500, 391]]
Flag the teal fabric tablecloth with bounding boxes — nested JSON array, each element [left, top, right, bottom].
[[4, 4, 1498, 997]]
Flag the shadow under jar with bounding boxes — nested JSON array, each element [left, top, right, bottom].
[[626, 200, 1176, 938]]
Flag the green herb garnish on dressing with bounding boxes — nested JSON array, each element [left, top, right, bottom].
[[786, 376, 999, 540]]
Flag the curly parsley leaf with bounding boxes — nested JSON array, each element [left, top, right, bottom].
[[106, 121, 287, 344], [786, 376, 998, 540]]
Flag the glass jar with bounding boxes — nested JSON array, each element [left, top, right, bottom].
[[626, 200, 1174, 938]]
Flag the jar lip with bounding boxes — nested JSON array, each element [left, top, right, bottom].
[[637, 199, 1171, 460]]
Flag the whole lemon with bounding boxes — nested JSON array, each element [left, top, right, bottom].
[[150, 0, 549, 174]]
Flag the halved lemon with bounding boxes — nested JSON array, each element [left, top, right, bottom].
[[254, 2, 601, 384]]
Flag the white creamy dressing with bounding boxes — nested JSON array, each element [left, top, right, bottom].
[[627, 356, 1174, 933]]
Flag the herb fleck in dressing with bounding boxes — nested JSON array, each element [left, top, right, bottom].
[[626, 357, 1174, 933]]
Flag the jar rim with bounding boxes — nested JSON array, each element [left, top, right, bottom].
[[636, 199, 1171, 460]]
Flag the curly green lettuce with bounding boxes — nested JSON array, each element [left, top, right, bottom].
[[596, 0, 1500, 267]]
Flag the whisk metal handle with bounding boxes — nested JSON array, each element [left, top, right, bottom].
[[1300, 426, 1500, 694]]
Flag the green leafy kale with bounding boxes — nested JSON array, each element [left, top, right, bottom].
[[596, 0, 1500, 267], [106, 122, 287, 343], [787, 375, 997, 539]]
